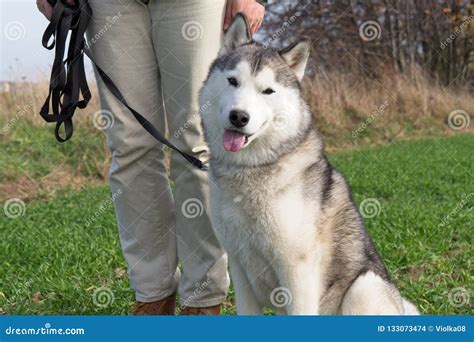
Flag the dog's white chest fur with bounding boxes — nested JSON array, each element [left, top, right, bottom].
[[209, 163, 324, 314]]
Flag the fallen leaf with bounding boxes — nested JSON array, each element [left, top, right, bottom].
[[113, 267, 126, 279], [31, 291, 43, 304]]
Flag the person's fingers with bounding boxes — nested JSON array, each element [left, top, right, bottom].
[[44, 4, 53, 20], [254, 6, 265, 32], [250, 14, 260, 33], [36, 0, 53, 20], [65, 0, 76, 5], [247, 3, 264, 33], [256, 4, 265, 31], [224, 0, 265, 33], [246, 11, 254, 32], [254, 17, 263, 33], [223, 0, 234, 31], [250, 19, 258, 34]]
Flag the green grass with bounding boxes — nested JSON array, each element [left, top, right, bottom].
[[329, 133, 473, 315], [0, 133, 472, 315], [0, 120, 107, 181]]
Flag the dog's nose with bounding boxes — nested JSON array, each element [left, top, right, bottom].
[[229, 110, 250, 128]]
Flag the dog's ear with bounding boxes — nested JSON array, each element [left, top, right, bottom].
[[220, 13, 251, 55], [279, 39, 311, 81]]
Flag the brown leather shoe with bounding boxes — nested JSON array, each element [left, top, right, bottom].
[[131, 292, 176, 315], [179, 304, 221, 315]]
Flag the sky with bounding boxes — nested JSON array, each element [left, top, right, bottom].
[[1, 0, 92, 82]]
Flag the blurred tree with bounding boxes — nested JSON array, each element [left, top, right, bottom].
[[259, 0, 473, 86]]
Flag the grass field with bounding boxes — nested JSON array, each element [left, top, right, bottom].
[[0, 122, 472, 315]]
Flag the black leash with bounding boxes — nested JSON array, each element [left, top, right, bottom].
[[41, 0, 206, 170]]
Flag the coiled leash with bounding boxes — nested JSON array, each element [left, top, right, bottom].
[[40, 0, 206, 170]]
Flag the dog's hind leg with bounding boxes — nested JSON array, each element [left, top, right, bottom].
[[341, 271, 417, 315], [229, 260, 263, 315]]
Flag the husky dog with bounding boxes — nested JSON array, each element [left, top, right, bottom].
[[199, 14, 418, 315]]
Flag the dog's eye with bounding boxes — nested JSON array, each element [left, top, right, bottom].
[[262, 88, 275, 95], [227, 77, 238, 87]]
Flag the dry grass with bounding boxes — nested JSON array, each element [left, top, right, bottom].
[[304, 68, 473, 149], [1, 69, 472, 150], [0, 79, 100, 128], [0, 81, 107, 200], [0, 167, 101, 202]]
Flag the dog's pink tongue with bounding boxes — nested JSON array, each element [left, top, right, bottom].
[[223, 129, 246, 152]]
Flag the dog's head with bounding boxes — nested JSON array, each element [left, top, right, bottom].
[[200, 14, 312, 166]]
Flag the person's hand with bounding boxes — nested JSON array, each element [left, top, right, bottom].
[[36, 0, 75, 20], [224, 0, 265, 34]]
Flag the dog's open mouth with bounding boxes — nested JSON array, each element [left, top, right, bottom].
[[223, 129, 251, 152]]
